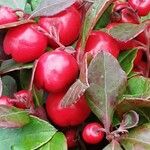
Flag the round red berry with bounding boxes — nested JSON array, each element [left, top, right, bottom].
[[85, 31, 120, 58], [0, 96, 13, 106], [119, 8, 140, 24], [13, 90, 33, 109], [46, 92, 91, 127], [82, 122, 104, 144], [128, 0, 150, 16], [65, 129, 77, 148], [0, 6, 18, 25], [34, 49, 79, 93], [38, 5, 81, 48], [3, 23, 48, 63]]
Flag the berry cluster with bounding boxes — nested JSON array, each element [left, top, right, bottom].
[[0, 0, 149, 149]]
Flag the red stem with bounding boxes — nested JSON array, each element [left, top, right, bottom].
[[37, 26, 64, 48], [29, 59, 38, 92], [145, 28, 150, 77]]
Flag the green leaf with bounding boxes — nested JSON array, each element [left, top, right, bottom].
[[61, 53, 90, 107], [0, 116, 57, 150], [33, 86, 44, 107], [31, 0, 42, 10], [128, 71, 139, 79], [0, 20, 35, 30], [19, 69, 32, 89], [116, 76, 150, 119], [120, 110, 139, 130], [61, 79, 88, 107], [30, 0, 76, 18], [118, 49, 138, 75], [25, 3, 32, 14], [108, 23, 146, 42], [0, 105, 30, 128], [95, 4, 113, 29], [116, 98, 150, 121], [86, 52, 127, 132], [0, 0, 27, 10], [2, 75, 17, 97], [38, 132, 67, 150], [125, 76, 150, 98], [103, 140, 123, 150], [141, 13, 150, 22], [0, 59, 33, 74], [0, 77, 2, 97], [80, 0, 113, 48], [121, 123, 150, 150]]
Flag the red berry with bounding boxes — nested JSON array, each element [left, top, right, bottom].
[[136, 23, 150, 44], [34, 49, 79, 93], [118, 39, 139, 51], [82, 122, 104, 144], [133, 61, 147, 75], [106, 22, 143, 65], [113, 1, 130, 12], [106, 22, 119, 30], [3, 23, 48, 63], [13, 90, 33, 109], [0, 96, 13, 106], [65, 129, 77, 148], [111, 2, 140, 24], [128, 0, 150, 16], [120, 8, 140, 24], [38, 5, 81, 48], [117, 39, 143, 65], [46, 92, 91, 127], [0, 6, 18, 25], [107, 23, 139, 48], [85, 31, 120, 58], [134, 50, 143, 66]]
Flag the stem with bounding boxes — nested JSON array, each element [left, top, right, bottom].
[[145, 28, 150, 77], [29, 59, 38, 92], [106, 127, 128, 141], [76, 0, 114, 64], [33, 87, 41, 107], [37, 26, 64, 48]]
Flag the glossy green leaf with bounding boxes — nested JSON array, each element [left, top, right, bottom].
[[19, 69, 32, 89], [0, 105, 30, 128], [2, 75, 17, 97], [0, 20, 34, 30], [0, 77, 2, 97], [61, 79, 88, 107], [31, 0, 42, 10], [128, 71, 139, 79], [33, 86, 44, 107], [0, 0, 27, 10], [0, 59, 33, 74], [116, 98, 150, 121], [121, 110, 139, 130], [121, 123, 150, 150], [125, 76, 150, 98], [38, 132, 67, 150], [118, 49, 138, 75], [103, 140, 123, 150], [95, 4, 113, 29], [61, 53, 90, 107], [109, 23, 146, 42], [116, 76, 150, 118], [30, 0, 76, 18], [25, 3, 32, 13], [141, 13, 150, 22], [86, 52, 127, 132], [80, 0, 113, 48], [0, 116, 57, 150]]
